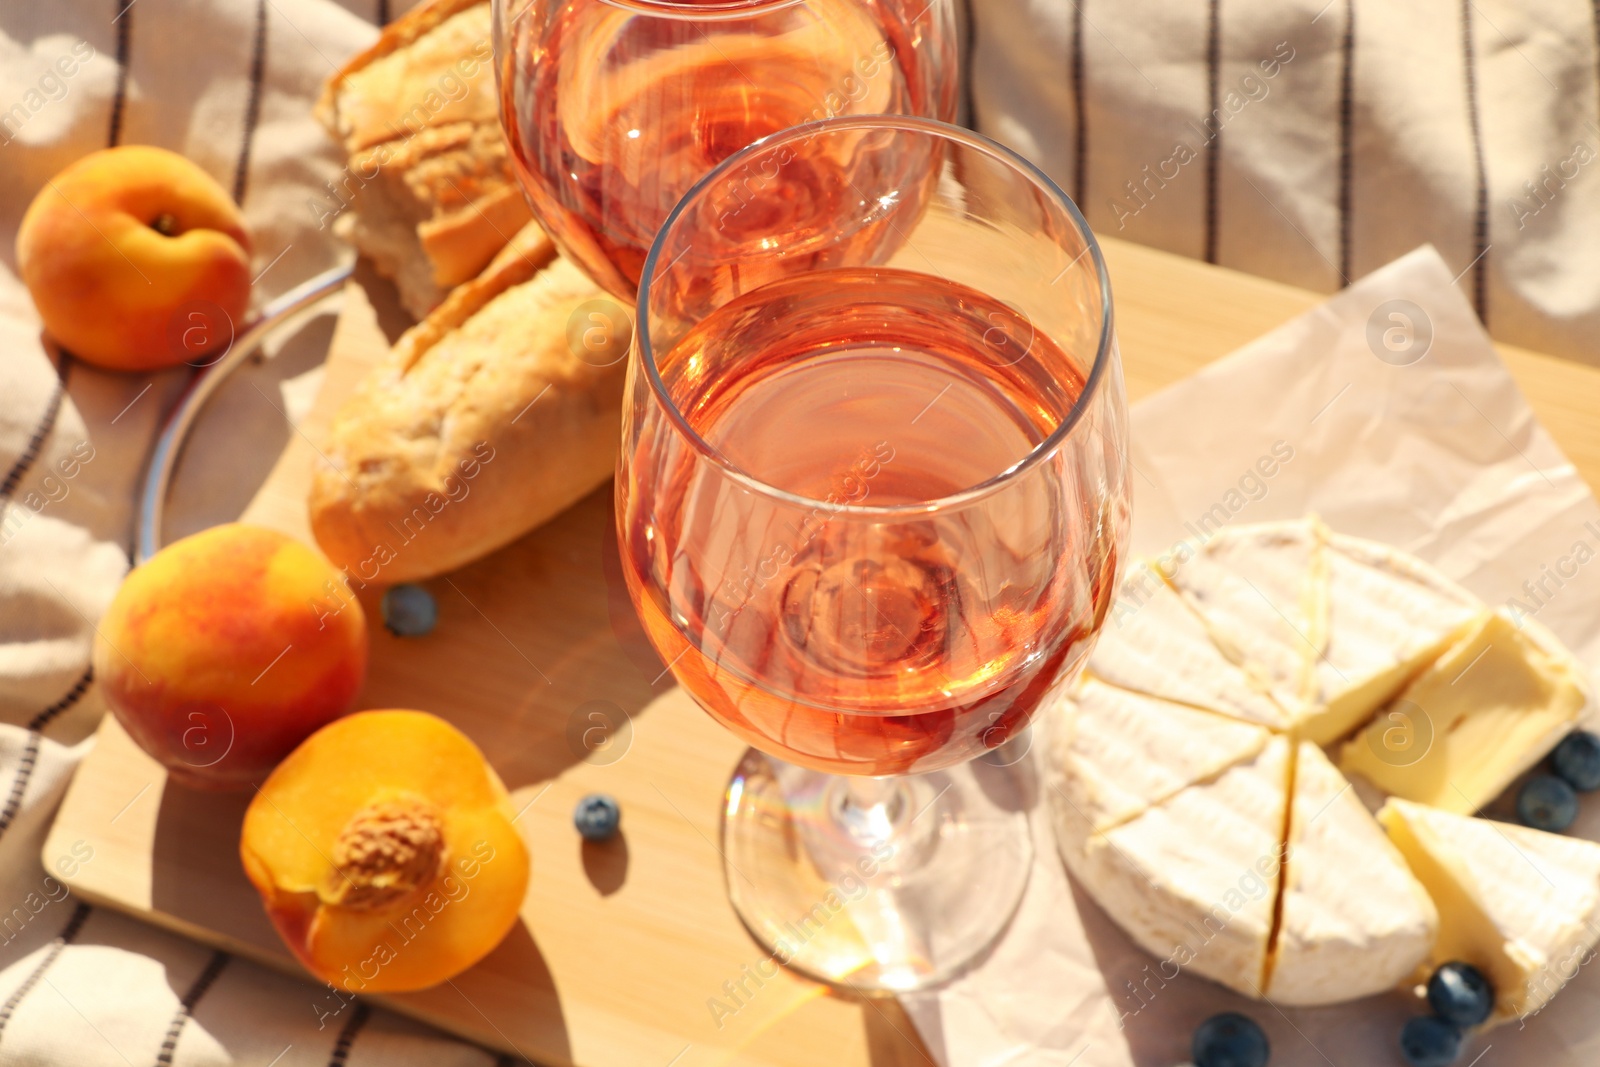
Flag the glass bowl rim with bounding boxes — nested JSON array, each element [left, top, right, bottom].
[[635, 114, 1118, 518], [504, 0, 810, 22], [601, 0, 805, 17]]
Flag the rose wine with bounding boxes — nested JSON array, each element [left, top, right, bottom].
[[620, 267, 1119, 775], [500, 0, 951, 297]]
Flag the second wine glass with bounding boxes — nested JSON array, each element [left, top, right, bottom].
[[494, 0, 956, 299]]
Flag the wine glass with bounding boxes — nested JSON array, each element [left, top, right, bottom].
[[493, 0, 956, 299], [619, 116, 1130, 992]]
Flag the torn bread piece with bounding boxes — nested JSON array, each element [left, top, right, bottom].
[[309, 223, 626, 582], [316, 0, 532, 318]]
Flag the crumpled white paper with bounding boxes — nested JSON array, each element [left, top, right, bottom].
[[900, 246, 1600, 1066]]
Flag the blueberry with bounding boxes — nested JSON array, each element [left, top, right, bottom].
[[1427, 962, 1494, 1028], [1517, 774, 1578, 832], [1400, 1015, 1462, 1067], [1192, 1012, 1269, 1067], [381, 584, 437, 637], [574, 793, 621, 841], [1553, 730, 1600, 792]]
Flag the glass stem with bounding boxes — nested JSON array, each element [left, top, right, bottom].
[[831, 775, 911, 849]]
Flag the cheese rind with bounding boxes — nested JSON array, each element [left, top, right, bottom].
[[1060, 736, 1292, 999], [1340, 611, 1586, 813], [1265, 742, 1437, 1005], [1302, 531, 1484, 745], [1165, 520, 1324, 719], [1045, 679, 1271, 856], [1379, 798, 1600, 1021], [1090, 560, 1289, 729]]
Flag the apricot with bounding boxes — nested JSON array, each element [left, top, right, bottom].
[[93, 523, 367, 790], [16, 145, 251, 371], [240, 711, 529, 993]]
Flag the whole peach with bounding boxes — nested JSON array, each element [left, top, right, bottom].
[[16, 145, 251, 371], [93, 524, 367, 790]]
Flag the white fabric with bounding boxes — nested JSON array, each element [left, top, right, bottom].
[[968, 0, 1600, 364], [0, 0, 502, 1062]]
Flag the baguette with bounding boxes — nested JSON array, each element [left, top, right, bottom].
[[316, 0, 531, 319], [309, 222, 631, 583]]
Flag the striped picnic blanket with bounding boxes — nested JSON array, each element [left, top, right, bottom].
[[970, 0, 1600, 366]]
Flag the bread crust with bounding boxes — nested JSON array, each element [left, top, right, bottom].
[[316, 0, 531, 318], [309, 223, 632, 584], [314, 0, 489, 145]]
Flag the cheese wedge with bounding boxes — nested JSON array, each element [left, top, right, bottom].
[[1065, 736, 1292, 999], [1265, 742, 1437, 1005], [1341, 611, 1585, 813], [1303, 532, 1484, 745], [1090, 560, 1289, 729], [1379, 798, 1600, 1021], [1045, 679, 1271, 855], [1165, 520, 1325, 719]]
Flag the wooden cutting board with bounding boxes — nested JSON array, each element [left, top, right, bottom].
[[43, 238, 1600, 1067]]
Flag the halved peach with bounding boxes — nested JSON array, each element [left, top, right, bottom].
[[240, 710, 530, 992]]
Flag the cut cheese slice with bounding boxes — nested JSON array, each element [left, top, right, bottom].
[[1265, 742, 1437, 1005], [1341, 611, 1586, 813], [1379, 798, 1600, 1021], [1303, 531, 1485, 745], [1045, 678, 1271, 856], [1165, 519, 1325, 719], [1090, 559, 1289, 729], [1063, 735, 1292, 999]]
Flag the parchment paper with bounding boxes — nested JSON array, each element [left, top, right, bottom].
[[900, 247, 1600, 1066]]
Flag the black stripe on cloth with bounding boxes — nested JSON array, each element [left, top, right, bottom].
[[1202, 0, 1222, 263], [1459, 0, 1490, 322], [0, 902, 93, 1042], [232, 0, 269, 206], [327, 1002, 371, 1067], [1336, 0, 1356, 284], [153, 951, 230, 1067], [1070, 0, 1087, 207], [0, 371, 65, 500], [0, 668, 97, 849], [0, 735, 42, 843], [109, 0, 133, 147], [26, 667, 94, 735]]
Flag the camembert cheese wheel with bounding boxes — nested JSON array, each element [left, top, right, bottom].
[[1048, 517, 1593, 1012]]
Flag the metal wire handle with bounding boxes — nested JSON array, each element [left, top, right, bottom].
[[135, 263, 354, 564]]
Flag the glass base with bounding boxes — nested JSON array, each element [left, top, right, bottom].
[[720, 739, 1035, 994]]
